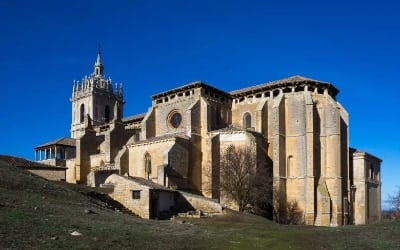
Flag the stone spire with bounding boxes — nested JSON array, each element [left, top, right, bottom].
[[94, 46, 104, 77]]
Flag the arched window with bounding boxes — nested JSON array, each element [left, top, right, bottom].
[[80, 104, 85, 123], [104, 105, 110, 123], [144, 153, 151, 180], [225, 145, 235, 166], [287, 155, 293, 177], [226, 145, 234, 153], [243, 112, 252, 129]]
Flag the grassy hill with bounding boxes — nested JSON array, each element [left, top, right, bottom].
[[1, 157, 400, 249]]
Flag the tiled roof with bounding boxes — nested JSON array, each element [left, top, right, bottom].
[[230, 75, 336, 96], [350, 148, 382, 162], [130, 132, 189, 146], [151, 75, 338, 100], [122, 112, 147, 123], [209, 126, 264, 138], [151, 81, 230, 99], [34, 137, 76, 149], [209, 126, 247, 133]]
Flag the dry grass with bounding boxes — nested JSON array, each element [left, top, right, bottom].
[[1, 159, 400, 249]]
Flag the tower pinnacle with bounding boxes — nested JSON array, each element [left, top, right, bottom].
[[94, 45, 104, 76]]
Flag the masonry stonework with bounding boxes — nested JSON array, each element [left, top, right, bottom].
[[35, 52, 381, 225]]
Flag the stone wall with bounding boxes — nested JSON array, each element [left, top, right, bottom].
[[352, 150, 382, 224], [25, 167, 66, 181], [154, 93, 197, 137], [87, 169, 118, 187], [107, 120, 132, 164], [89, 153, 105, 168], [105, 174, 152, 219], [65, 159, 76, 183], [177, 191, 223, 215], [232, 100, 259, 129], [128, 137, 189, 187], [187, 100, 202, 192], [105, 174, 177, 219], [75, 120, 98, 184], [141, 107, 156, 140], [37, 158, 67, 167]]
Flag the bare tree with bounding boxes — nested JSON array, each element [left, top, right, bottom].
[[387, 186, 400, 219], [220, 145, 272, 214]]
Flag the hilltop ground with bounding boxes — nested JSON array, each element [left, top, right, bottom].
[[1, 158, 399, 250]]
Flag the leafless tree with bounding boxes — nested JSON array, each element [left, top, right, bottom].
[[220, 145, 272, 214], [387, 186, 400, 219]]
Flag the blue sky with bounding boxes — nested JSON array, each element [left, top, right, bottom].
[[0, 0, 399, 206]]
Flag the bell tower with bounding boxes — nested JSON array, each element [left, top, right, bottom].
[[70, 49, 124, 138]]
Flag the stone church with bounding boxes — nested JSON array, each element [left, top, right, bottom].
[[35, 51, 381, 226]]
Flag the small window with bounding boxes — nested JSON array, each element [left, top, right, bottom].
[[287, 155, 293, 177], [295, 86, 303, 92], [132, 190, 141, 199], [370, 164, 374, 180]]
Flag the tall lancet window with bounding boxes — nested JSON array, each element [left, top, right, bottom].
[[104, 105, 110, 123], [80, 104, 85, 123], [243, 112, 252, 129], [144, 153, 151, 180]]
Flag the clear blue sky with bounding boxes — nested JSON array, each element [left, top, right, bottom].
[[1, 0, 399, 206]]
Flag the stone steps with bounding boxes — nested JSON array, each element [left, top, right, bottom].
[[79, 190, 139, 217]]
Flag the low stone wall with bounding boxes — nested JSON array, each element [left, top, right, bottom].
[[36, 158, 67, 167], [177, 191, 223, 215], [25, 167, 66, 181]]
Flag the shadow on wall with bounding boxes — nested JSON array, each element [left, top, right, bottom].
[[273, 189, 304, 224], [87, 170, 119, 187], [283, 200, 303, 224], [164, 166, 201, 195], [174, 194, 196, 213]]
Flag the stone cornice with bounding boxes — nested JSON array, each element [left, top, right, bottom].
[[230, 75, 338, 97], [151, 81, 231, 100]]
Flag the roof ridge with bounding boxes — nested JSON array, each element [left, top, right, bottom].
[[35, 137, 76, 149], [230, 75, 330, 95]]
